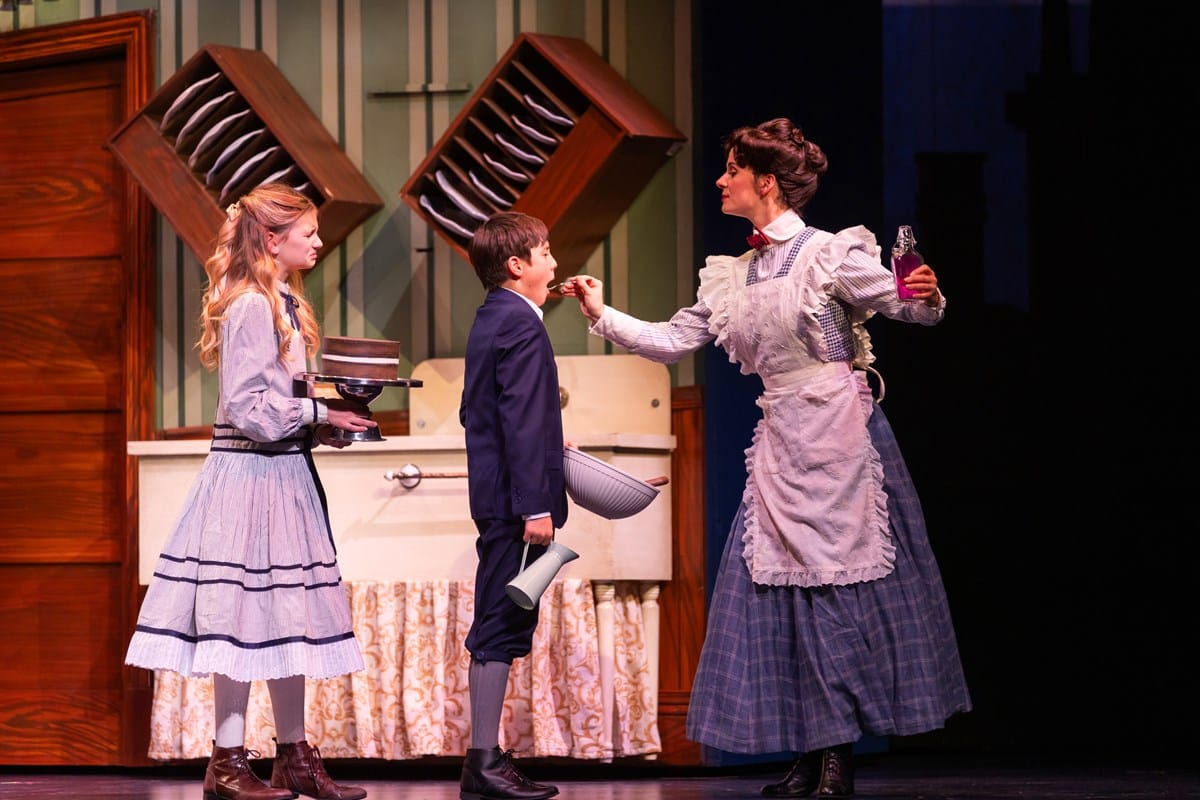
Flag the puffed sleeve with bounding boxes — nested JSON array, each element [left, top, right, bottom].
[[218, 292, 314, 442], [795, 227, 945, 369], [821, 226, 945, 325]]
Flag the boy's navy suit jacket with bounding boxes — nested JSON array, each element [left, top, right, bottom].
[[459, 288, 568, 529]]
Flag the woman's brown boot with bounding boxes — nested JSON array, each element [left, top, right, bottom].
[[815, 744, 854, 797], [204, 743, 297, 800], [271, 738, 367, 800]]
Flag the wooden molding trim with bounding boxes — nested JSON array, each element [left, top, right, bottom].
[[658, 384, 705, 765]]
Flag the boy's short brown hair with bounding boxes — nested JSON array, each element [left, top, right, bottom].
[[468, 211, 549, 290]]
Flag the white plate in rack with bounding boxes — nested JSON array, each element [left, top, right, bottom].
[[174, 90, 237, 152], [419, 193, 477, 239], [468, 170, 514, 207], [188, 108, 251, 169], [161, 71, 223, 132], [219, 145, 281, 205], [206, 127, 265, 186], [435, 170, 488, 221], [512, 114, 558, 146], [256, 163, 301, 189], [482, 152, 530, 183], [495, 132, 544, 165], [523, 92, 574, 128]]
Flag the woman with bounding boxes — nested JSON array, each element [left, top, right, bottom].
[[126, 184, 375, 800], [562, 118, 970, 798]]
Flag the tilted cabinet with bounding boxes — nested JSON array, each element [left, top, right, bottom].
[[108, 44, 383, 263], [400, 32, 686, 275]]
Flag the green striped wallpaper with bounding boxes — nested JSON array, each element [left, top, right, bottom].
[[27, 0, 696, 428]]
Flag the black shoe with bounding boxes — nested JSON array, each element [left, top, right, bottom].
[[762, 751, 820, 797], [815, 744, 854, 797], [460, 747, 558, 800]]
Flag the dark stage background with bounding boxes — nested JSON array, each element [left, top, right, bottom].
[[694, 1, 1196, 764]]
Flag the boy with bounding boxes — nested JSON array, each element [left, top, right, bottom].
[[457, 211, 566, 800]]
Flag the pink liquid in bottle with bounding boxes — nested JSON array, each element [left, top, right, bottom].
[[891, 225, 923, 302]]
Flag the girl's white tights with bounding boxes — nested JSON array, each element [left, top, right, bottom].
[[212, 673, 250, 749], [212, 673, 307, 749]]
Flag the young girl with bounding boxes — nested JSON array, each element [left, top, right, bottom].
[[126, 183, 376, 800]]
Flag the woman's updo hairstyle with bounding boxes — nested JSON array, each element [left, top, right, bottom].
[[723, 117, 829, 213]]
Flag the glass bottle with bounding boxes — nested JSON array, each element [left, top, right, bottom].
[[891, 225, 923, 302]]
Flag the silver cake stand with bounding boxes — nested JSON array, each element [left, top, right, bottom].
[[298, 373, 423, 442]]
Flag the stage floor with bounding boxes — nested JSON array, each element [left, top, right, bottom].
[[2, 755, 1198, 800]]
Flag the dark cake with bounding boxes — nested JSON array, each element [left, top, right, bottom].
[[320, 336, 401, 380]]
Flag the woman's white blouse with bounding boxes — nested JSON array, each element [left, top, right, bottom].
[[590, 225, 944, 587]]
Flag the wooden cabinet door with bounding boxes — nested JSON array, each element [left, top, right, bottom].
[[0, 11, 154, 766]]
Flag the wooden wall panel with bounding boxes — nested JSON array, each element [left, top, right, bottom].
[[658, 385, 705, 765], [0, 565, 124, 764], [0, 257, 125, 411], [0, 10, 154, 767], [0, 565, 125, 688], [0, 58, 125, 260], [0, 412, 125, 562]]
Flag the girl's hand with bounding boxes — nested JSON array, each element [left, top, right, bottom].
[[315, 423, 351, 449], [324, 398, 378, 438]]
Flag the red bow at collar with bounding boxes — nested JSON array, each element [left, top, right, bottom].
[[746, 231, 770, 250]]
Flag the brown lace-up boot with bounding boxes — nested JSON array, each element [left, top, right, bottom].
[[815, 744, 854, 797], [271, 739, 367, 800], [203, 743, 297, 800]]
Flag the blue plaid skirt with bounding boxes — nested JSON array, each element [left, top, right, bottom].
[[686, 402, 971, 755]]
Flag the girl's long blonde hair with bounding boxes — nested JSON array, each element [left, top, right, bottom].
[[196, 183, 321, 370]]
